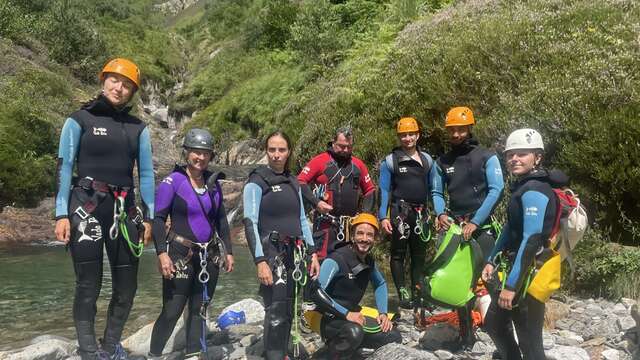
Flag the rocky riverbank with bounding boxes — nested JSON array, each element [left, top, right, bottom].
[[2, 296, 638, 360]]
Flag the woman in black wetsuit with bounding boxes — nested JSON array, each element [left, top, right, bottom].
[[481, 129, 560, 359], [148, 128, 234, 358], [242, 131, 320, 360], [54, 58, 154, 360]]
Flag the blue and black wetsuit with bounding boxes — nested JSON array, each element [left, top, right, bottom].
[[378, 147, 436, 306], [55, 95, 154, 358], [242, 165, 314, 360], [311, 245, 401, 358], [484, 169, 559, 360], [431, 137, 504, 258], [149, 165, 231, 356], [431, 137, 504, 346]]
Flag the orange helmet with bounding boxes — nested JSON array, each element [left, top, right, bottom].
[[397, 117, 420, 134], [351, 213, 379, 232], [99, 58, 141, 89], [445, 107, 475, 127]]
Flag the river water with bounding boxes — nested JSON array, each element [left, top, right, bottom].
[[0, 242, 389, 350], [0, 244, 259, 350]]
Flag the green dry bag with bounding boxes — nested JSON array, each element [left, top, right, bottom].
[[420, 224, 483, 308]]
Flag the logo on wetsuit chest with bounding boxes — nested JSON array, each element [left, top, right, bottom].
[[399, 167, 408, 173], [446, 167, 455, 174], [347, 273, 355, 279], [271, 185, 283, 192], [93, 127, 108, 136]]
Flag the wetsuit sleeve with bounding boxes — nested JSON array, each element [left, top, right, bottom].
[[216, 201, 233, 255], [470, 155, 504, 226], [431, 162, 447, 217], [243, 182, 266, 264], [137, 127, 155, 220], [152, 176, 175, 254], [505, 191, 549, 291], [370, 264, 389, 314], [55, 118, 82, 219], [378, 159, 392, 220], [357, 160, 376, 198], [488, 223, 510, 263], [300, 183, 320, 208], [315, 258, 349, 316], [298, 189, 315, 251]]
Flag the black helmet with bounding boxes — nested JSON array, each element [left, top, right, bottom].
[[183, 128, 214, 151]]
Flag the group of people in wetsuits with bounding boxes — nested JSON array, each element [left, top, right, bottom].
[[54, 58, 563, 360]]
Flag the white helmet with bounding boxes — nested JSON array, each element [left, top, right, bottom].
[[504, 128, 544, 152]]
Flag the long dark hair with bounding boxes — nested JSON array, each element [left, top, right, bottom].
[[264, 130, 293, 173]]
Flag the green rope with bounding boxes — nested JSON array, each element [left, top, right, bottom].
[[416, 212, 432, 243], [118, 212, 144, 258]]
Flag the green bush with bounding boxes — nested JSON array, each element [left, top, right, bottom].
[[0, 101, 57, 207], [290, 0, 640, 243], [567, 228, 640, 299]]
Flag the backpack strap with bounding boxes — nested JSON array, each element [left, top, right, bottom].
[[425, 230, 463, 276]]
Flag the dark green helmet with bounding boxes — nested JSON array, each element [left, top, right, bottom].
[[183, 128, 214, 151]]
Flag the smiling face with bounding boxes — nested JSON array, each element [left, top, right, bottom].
[[102, 73, 136, 107], [266, 135, 290, 173], [352, 223, 376, 256], [446, 125, 472, 146], [398, 131, 419, 150], [186, 148, 213, 173], [505, 149, 541, 176]]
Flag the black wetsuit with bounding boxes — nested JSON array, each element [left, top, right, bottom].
[[55, 95, 155, 358], [312, 245, 401, 359], [242, 166, 315, 360], [149, 166, 231, 356], [431, 138, 505, 346], [484, 170, 559, 360], [378, 147, 435, 305]]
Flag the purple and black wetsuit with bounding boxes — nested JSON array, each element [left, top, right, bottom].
[[149, 165, 231, 357]]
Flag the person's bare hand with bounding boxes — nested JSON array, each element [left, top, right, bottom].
[[257, 261, 273, 286], [381, 219, 393, 235]]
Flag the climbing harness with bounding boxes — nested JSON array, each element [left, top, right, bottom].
[[395, 201, 431, 243], [337, 216, 351, 242], [291, 239, 308, 359], [491, 250, 537, 306], [318, 214, 351, 242], [414, 207, 432, 243], [109, 189, 144, 257]]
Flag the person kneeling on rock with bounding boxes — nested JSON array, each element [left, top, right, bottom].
[[309, 213, 402, 359]]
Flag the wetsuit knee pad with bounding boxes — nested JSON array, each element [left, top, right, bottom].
[[264, 300, 291, 353], [330, 322, 363, 353], [73, 261, 102, 311], [160, 294, 189, 322], [110, 265, 138, 304]]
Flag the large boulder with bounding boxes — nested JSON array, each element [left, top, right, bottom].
[[419, 323, 461, 352], [545, 345, 590, 360], [122, 317, 185, 355], [219, 299, 265, 325], [369, 343, 439, 360], [544, 299, 571, 329], [0, 338, 75, 360]]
